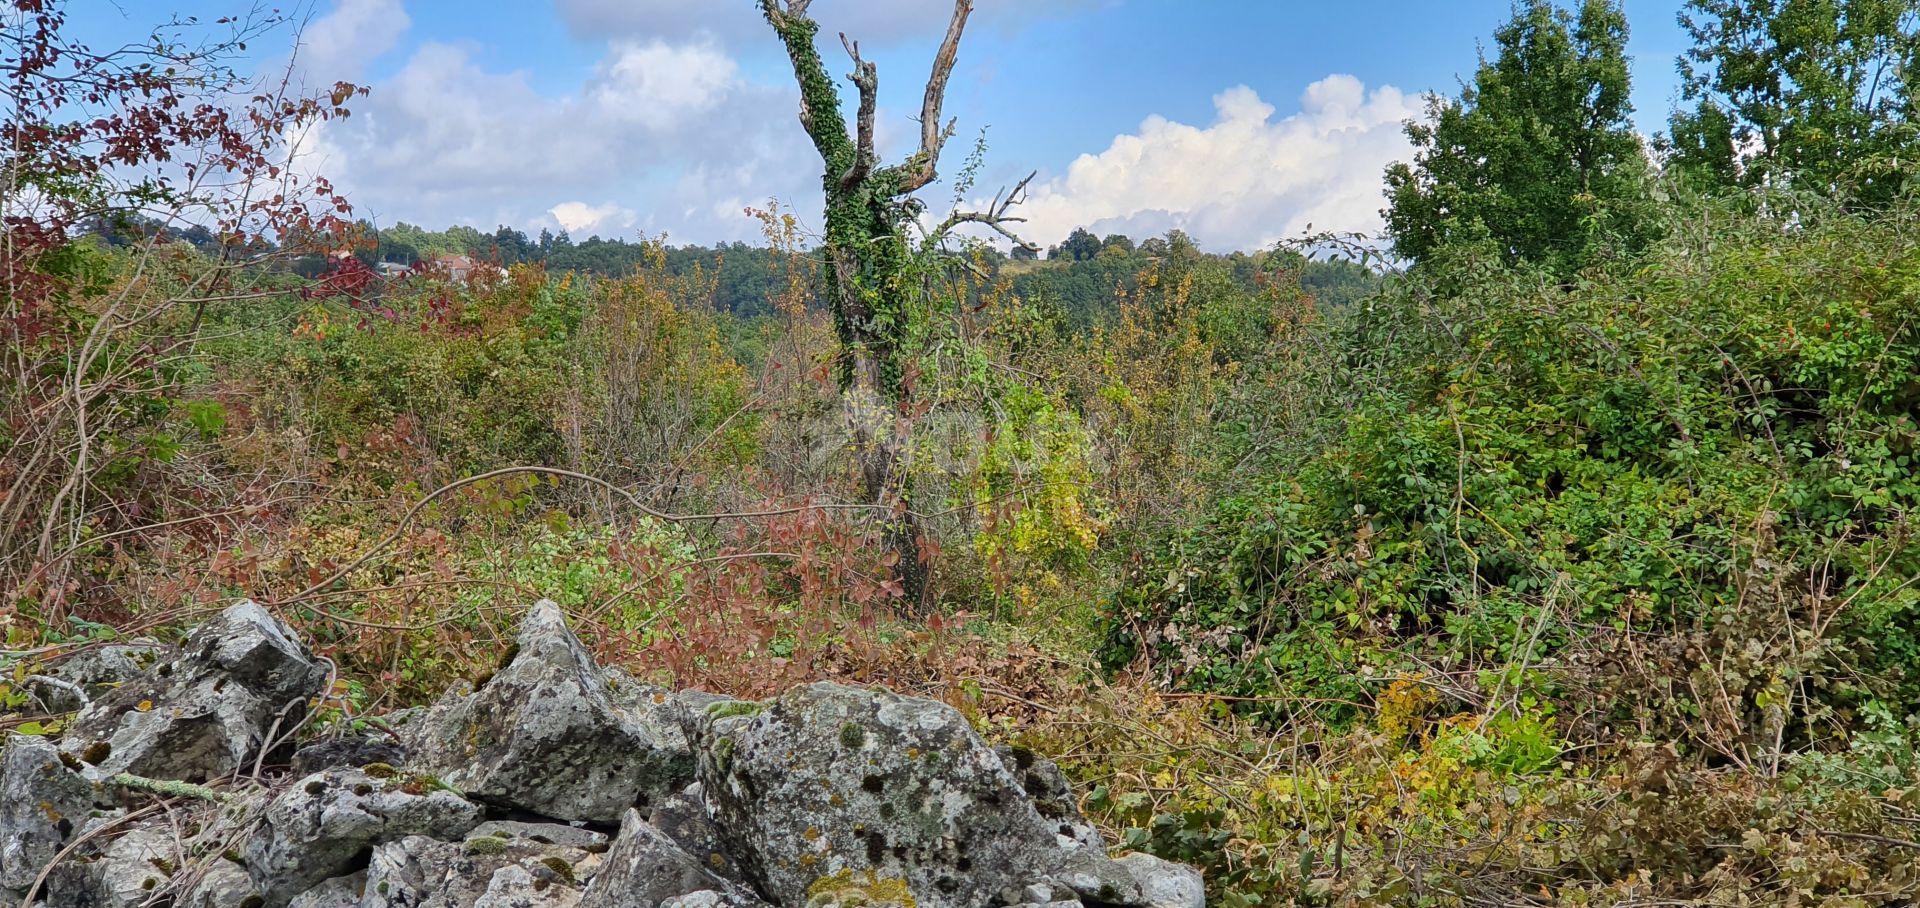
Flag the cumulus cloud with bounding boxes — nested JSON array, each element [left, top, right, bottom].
[[549, 201, 638, 234], [555, 0, 1093, 46], [1015, 76, 1420, 251], [291, 0, 816, 240], [293, 0, 408, 84]]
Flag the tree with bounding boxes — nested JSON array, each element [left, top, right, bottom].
[[760, 0, 1035, 609], [1666, 0, 1920, 207], [1053, 227, 1103, 261], [1384, 0, 1656, 273]]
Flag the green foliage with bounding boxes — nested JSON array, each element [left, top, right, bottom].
[[1667, 0, 1920, 207], [1121, 196, 1920, 757], [1385, 0, 1659, 274]]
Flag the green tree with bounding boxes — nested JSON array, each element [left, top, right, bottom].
[[1666, 0, 1920, 207], [1384, 0, 1656, 273]]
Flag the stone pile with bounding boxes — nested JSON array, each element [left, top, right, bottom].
[[0, 601, 1203, 908]]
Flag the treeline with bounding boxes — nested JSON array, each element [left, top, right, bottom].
[[333, 220, 1379, 323]]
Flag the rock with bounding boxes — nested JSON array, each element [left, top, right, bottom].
[[289, 736, 407, 778], [359, 829, 604, 908], [407, 601, 693, 823], [647, 783, 742, 885], [246, 767, 484, 906], [1117, 853, 1206, 908], [60, 601, 327, 782], [996, 745, 1103, 850], [0, 734, 106, 892], [287, 871, 366, 908], [40, 824, 173, 908], [467, 821, 609, 853], [176, 859, 259, 908], [680, 681, 1144, 908], [577, 809, 761, 908], [26, 643, 163, 714]]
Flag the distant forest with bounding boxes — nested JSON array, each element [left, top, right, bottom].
[[83, 216, 1381, 326]]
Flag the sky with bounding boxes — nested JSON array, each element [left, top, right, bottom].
[[80, 0, 1697, 251]]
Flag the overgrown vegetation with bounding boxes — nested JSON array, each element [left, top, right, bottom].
[[7, 0, 1920, 905]]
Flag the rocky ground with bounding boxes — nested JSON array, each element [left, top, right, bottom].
[[0, 601, 1204, 908]]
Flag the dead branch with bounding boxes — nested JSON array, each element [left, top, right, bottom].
[[840, 33, 878, 189], [899, 0, 975, 192], [935, 170, 1041, 250]]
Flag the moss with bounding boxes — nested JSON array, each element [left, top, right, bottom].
[[805, 868, 918, 908], [80, 741, 111, 765], [239, 896, 265, 908], [463, 836, 508, 856], [57, 751, 83, 771], [714, 736, 737, 775], [304, 779, 327, 796], [221, 849, 246, 866], [705, 700, 765, 720], [361, 761, 397, 779], [495, 642, 521, 670], [147, 856, 176, 875], [539, 856, 576, 885], [839, 722, 868, 749]]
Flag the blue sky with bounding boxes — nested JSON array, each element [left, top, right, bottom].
[[80, 0, 1696, 249]]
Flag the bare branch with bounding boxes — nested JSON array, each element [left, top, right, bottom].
[[899, 0, 974, 192], [840, 32, 878, 189], [934, 170, 1040, 250]]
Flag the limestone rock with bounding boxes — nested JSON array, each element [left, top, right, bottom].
[[1117, 853, 1206, 908], [246, 768, 484, 906], [680, 681, 1141, 908], [407, 601, 693, 823], [26, 643, 162, 714], [647, 783, 743, 885], [996, 745, 1102, 850], [60, 600, 327, 782], [0, 734, 105, 892], [287, 871, 366, 908], [38, 824, 172, 908], [578, 809, 762, 908], [359, 828, 605, 908]]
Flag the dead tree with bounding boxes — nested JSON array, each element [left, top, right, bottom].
[[760, 0, 1035, 611]]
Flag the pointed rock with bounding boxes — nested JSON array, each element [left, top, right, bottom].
[[60, 601, 327, 783], [407, 601, 693, 823]]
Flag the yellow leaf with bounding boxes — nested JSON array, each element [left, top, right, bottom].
[[137, 700, 154, 712]]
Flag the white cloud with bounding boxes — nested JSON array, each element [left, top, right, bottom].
[[590, 41, 740, 131], [291, 0, 817, 241], [549, 201, 637, 234], [294, 0, 408, 84], [1015, 76, 1420, 251]]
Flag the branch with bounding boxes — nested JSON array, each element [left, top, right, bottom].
[[899, 0, 974, 192], [839, 33, 878, 190], [934, 170, 1040, 250]]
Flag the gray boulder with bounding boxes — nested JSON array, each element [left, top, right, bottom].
[[407, 601, 693, 823], [287, 871, 366, 908], [578, 809, 763, 908], [40, 824, 174, 908], [1116, 853, 1206, 908], [646, 783, 743, 885], [996, 745, 1103, 850], [0, 734, 106, 892], [25, 642, 163, 714], [60, 600, 327, 782], [680, 682, 1143, 908], [246, 768, 484, 906], [359, 827, 606, 908]]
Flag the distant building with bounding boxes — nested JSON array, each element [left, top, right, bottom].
[[429, 254, 506, 281], [377, 261, 411, 278]]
